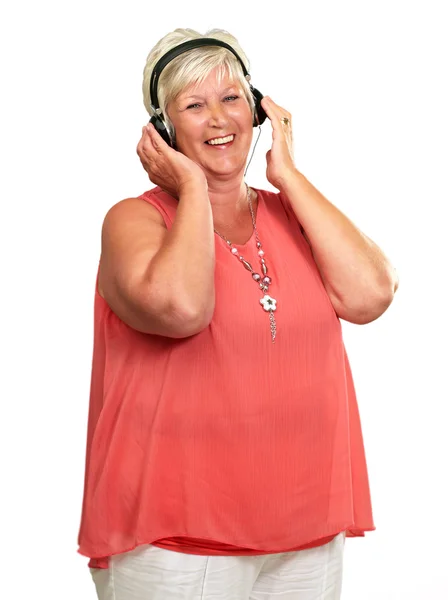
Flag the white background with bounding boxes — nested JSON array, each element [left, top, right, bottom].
[[1, 1, 447, 598]]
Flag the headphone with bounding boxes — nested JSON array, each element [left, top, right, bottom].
[[148, 38, 267, 149]]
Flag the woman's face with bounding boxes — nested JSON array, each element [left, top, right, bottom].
[[166, 67, 254, 180]]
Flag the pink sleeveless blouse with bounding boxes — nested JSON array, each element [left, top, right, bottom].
[[77, 186, 375, 568]]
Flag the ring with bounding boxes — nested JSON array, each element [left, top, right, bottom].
[[280, 117, 290, 126]]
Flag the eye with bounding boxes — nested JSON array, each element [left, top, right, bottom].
[[186, 96, 239, 110]]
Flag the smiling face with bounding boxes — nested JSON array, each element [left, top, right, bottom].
[[166, 67, 254, 181]]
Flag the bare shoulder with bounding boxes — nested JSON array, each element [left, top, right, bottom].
[[106, 196, 166, 225], [97, 196, 167, 300]]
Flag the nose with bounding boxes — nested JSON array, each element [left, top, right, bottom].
[[207, 102, 229, 128]]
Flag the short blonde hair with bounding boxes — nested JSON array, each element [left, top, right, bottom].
[[142, 28, 256, 141]]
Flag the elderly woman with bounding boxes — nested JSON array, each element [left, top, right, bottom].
[[78, 28, 398, 600]]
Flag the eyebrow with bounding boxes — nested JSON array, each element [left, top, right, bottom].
[[183, 86, 237, 100]]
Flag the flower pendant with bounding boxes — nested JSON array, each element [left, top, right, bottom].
[[260, 294, 277, 312]]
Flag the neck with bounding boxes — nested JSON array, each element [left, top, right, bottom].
[[208, 180, 249, 221]]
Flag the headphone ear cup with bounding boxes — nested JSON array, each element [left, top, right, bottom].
[[149, 114, 174, 148], [250, 86, 267, 127]]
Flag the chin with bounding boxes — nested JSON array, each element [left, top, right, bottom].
[[205, 155, 246, 170]]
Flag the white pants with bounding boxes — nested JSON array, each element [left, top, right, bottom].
[[90, 532, 346, 599]]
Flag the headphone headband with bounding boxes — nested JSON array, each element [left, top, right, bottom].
[[149, 38, 251, 111]]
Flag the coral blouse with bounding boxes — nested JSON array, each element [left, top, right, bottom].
[[77, 186, 375, 568]]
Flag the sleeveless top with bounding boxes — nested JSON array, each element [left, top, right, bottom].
[[77, 185, 375, 569]]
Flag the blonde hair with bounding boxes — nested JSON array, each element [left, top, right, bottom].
[[142, 28, 256, 141]]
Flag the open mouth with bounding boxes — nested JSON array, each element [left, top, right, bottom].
[[205, 134, 235, 148]]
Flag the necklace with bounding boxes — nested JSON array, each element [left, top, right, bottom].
[[213, 183, 277, 343]]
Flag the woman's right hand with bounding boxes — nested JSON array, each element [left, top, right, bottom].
[[136, 123, 207, 197]]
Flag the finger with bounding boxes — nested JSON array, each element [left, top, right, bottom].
[[261, 97, 292, 130], [261, 98, 285, 136], [263, 97, 292, 119], [137, 124, 153, 152], [145, 123, 170, 155], [138, 125, 160, 161]]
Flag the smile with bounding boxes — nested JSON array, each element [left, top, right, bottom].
[[205, 134, 235, 146]]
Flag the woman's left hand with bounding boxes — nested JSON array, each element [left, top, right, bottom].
[[260, 96, 296, 190]]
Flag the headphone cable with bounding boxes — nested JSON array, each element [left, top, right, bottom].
[[244, 125, 262, 178]]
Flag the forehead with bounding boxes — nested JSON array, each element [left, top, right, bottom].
[[179, 68, 241, 99]]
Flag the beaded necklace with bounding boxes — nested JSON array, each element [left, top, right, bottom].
[[213, 183, 277, 342]]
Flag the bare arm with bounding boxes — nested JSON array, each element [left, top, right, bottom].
[[145, 180, 216, 329], [99, 124, 216, 338], [99, 182, 215, 338]]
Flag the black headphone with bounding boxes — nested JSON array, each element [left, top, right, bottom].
[[148, 38, 267, 149]]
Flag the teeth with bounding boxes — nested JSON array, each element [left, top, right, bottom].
[[207, 135, 234, 145]]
